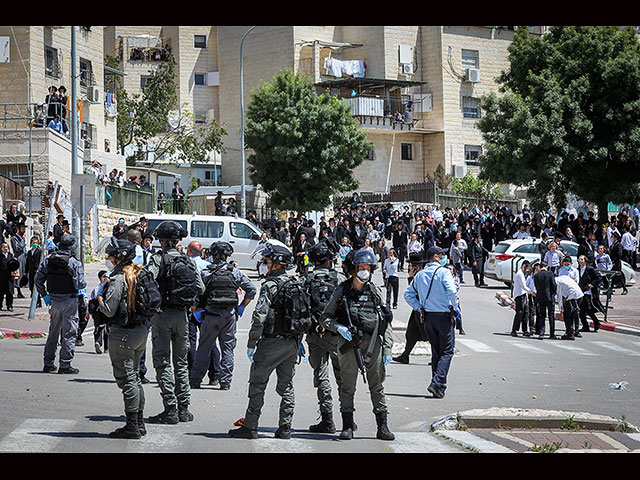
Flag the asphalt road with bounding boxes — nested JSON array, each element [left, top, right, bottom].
[[0, 265, 638, 453]]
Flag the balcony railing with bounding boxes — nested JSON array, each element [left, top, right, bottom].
[[340, 94, 426, 130], [96, 182, 157, 213]]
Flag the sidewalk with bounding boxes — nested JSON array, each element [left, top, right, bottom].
[[431, 407, 640, 453]]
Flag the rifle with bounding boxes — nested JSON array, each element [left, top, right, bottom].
[[339, 299, 367, 383]]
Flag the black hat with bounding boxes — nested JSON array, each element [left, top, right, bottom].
[[408, 251, 428, 264]]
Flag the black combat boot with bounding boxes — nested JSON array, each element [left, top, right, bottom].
[[178, 404, 194, 422], [228, 425, 258, 439], [137, 410, 146, 436], [148, 405, 179, 424], [274, 425, 291, 439], [309, 412, 336, 434], [375, 411, 395, 441], [339, 412, 354, 440], [109, 412, 141, 439]]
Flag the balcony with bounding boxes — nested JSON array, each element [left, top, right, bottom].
[[315, 77, 430, 132]]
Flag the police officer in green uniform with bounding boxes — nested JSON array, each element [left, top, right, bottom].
[[147, 221, 205, 424], [228, 242, 308, 440], [96, 239, 151, 439], [303, 240, 346, 434], [35, 233, 86, 374], [319, 248, 395, 441]]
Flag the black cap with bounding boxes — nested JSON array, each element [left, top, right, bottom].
[[426, 246, 447, 259]]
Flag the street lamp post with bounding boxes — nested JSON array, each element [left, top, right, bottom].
[[240, 26, 256, 219]]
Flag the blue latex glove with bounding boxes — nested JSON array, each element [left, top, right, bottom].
[[247, 348, 255, 363], [192, 309, 206, 324], [237, 304, 245, 317], [383, 356, 392, 367], [337, 325, 352, 341], [299, 342, 306, 358], [43, 295, 51, 307], [97, 279, 109, 296]]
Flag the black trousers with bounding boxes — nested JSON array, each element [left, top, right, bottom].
[[399, 310, 428, 358], [526, 294, 537, 333], [579, 294, 601, 331], [0, 283, 13, 308], [536, 301, 555, 337], [385, 276, 399, 307], [472, 261, 485, 285], [562, 298, 580, 336], [511, 294, 529, 334]]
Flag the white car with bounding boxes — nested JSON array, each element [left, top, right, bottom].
[[484, 238, 637, 287], [143, 213, 291, 270]]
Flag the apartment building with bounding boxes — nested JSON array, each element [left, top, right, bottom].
[[0, 25, 123, 201], [102, 26, 545, 197]]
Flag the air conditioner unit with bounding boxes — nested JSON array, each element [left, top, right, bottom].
[[87, 85, 101, 103], [401, 63, 414, 75], [465, 68, 480, 83], [453, 164, 468, 178]]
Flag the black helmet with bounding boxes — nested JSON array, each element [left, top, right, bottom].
[[153, 220, 187, 240], [105, 238, 136, 263], [353, 248, 377, 273], [210, 241, 234, 259], [342, 249, 356, 277], [257, 242, 293, 266], [308, 241, 335, 265], [58, 233, 76, 251]]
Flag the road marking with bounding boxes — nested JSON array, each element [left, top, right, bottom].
[[251, 436, 316, 453], [546, 343, 600, 355], [456, 339, 499, 353], [507, 340, 548, 354], [390, 432, 468, 453], [591, 341, 640, 356], [0, 419, 76, 452]]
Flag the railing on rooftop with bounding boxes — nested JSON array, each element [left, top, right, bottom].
[[339, 94, 428, 130]]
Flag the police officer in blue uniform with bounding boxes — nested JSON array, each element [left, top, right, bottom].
[[404, 246, 459, 399], [35, 233, 86, 374]]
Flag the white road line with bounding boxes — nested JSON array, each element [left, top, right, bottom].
[[506, 340, 549, 354], [0, 419, 76, 453], [591, 341, 640, 356], [545, 342, 600, 355], [251, 436, 316, 453], [456, 339, 499, 353]]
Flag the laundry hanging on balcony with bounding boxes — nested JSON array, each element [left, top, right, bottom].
[[323, 57, 366, 78]]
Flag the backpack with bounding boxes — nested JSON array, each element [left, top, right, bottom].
[[133, 267, 162, 319], [308, 269, 339, 321], [160, 252, 200, 308], [269, 276, 313, 336]]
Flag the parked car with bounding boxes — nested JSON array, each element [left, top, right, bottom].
[[484, 238, 636, 287], [142, 213, 291, 270]]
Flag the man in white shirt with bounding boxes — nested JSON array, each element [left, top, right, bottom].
[[433, 206, 443, 226], [621, 227, 637, 269], [555, 274, 584, 341], [511, 260, 532, 337]]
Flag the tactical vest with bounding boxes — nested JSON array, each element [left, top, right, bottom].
[[202, 261, 239, 308], [306, 268, 340, 321], [263, 273, 312, 337], [337, 281, 380, 334], [46, 252, 76, 294]]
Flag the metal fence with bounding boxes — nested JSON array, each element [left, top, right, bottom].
[[96, 183, 156, 213]]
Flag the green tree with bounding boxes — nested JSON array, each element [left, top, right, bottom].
[[245, 69, 372, 213], [450, 172, 504, 202], [108, 55, 226, 166], [477, 26, 640, 219]]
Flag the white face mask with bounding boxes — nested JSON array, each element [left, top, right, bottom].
[[105, 259, 115, 271], [258, 262, 269, 276], [356, 270, 371, 283]]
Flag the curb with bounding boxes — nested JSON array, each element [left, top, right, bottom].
[[0, 329, 46, 339], [496, 292, 640, 337]]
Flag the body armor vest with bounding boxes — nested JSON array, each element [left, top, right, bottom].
[[337, 281, 380, 334], [203, 262, 238, 308], [46, 252, 76, 294]]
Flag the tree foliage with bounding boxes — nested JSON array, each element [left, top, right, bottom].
[[450, 172, 503, 201], [109, 55, 226, 165], [245, 69, 372, 212], [477, 26, 640, 217]]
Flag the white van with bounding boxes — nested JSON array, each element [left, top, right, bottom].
[[143, 213, 290, 270]]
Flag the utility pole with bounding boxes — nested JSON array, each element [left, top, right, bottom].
[[240, 26, 256, 219], [71, 26, 84, 264]]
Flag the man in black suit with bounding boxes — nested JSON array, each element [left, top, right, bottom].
[[53, 214, 66, 245], [0, 242, 17, 311], [171, 182, 185, 214], [609, 231, 628, 295], [469, 232, 489, 287], [533, 262, 557, 339], [577, 255, 602, 332], [350, 219, 367, 251], [392, 221, 408, 271]]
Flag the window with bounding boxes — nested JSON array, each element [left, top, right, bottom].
[[194, 73, 206, 86], [230, 222, 258, 239], [560, 242, 578, 256], [45, 47, 60, 77], [79, 58, 94, 87], [461, 49, 479, 69], [464, 145, 483, 164], [140, 75, 152, 89], [194, 35, 207, 48], [463, 96, 480, 118], [514, 244, 539, 254], [401, 143, 413, 160], [191, 220, 224, 239]]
